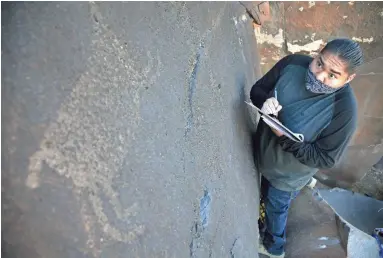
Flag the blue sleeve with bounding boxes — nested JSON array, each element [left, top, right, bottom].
[[250, 55, 293, 108]]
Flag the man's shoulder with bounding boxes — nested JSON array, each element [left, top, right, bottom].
[[334, 85, 358, 123], [280, 54, 313, 69], [336, 85, 357, 109]]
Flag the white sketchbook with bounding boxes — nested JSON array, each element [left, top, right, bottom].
[[245, 101, 304, 143]]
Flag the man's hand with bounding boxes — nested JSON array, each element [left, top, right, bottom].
[[262, 115, 285, 137], [270, 126, 284, 137], [261, 97, 282, 116]]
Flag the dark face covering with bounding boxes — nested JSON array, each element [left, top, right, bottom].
[[305, 68, 339, 94]]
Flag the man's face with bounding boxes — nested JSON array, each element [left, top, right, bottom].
[[309, 51, 356, 89]]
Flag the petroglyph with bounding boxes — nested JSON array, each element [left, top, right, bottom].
[[26, 2, 161, 248]]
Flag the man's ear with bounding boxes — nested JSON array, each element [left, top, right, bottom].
[[346, 73, 356, 84]]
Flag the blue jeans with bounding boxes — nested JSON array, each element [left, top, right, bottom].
[[259, 177, 299, 255]]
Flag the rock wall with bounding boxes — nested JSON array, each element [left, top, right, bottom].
[[2, 2, 262, 257]]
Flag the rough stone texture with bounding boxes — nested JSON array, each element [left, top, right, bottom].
[[285, 185, 382, 258], [256, 1, 383, 65], [253, 1, 383, 199], [2, 2, 262, 257], [285, 188, 346, 258], [352, 161, 383, 200], [240, 1, 271, 26], [318, 188, 382, 258]]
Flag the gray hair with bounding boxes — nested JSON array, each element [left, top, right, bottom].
[[321, 38, 364, 73]]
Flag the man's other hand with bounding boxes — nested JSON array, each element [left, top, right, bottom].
[[262, 115, 285, 137], [271, 126, 284, 137]]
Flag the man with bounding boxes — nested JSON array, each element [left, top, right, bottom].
[[250, 38, 363, 258]]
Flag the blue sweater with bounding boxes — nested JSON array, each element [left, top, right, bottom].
[[250, 54, 357, 191]]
